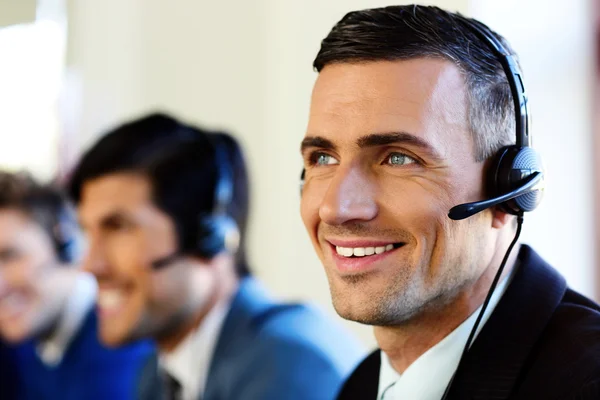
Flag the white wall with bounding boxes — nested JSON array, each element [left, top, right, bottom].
[[0, 0, 66, 181], [0, 0, 35, 28], [65, 0, 595, 348]]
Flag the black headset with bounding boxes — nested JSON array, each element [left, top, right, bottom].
[[299, 21, 545, 220], [23, 188, 80, 265], [51, 207, 79, 264], [150, 134, 240, 270], [195, 134, 240, 258], [447, 19, 544, 220]]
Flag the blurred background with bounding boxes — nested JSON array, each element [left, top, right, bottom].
[[0, 0, 597, 347]]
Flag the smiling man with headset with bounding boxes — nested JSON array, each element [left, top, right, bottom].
[[299, 5, 600, 399], [68, 113, 364, 400], [0, 171, 152, 399]]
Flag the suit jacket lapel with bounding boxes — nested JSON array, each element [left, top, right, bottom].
[[136, 350, 163, 400], [336, 350, 380, 400], [448, 245, 567, 400], [203, 278, 273, 400], [136, 279, 274, 400]]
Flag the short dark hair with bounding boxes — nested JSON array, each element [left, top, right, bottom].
[[68, 113, 251, 277], [314, 5, 517, 162], [0, 171, 78, 263]]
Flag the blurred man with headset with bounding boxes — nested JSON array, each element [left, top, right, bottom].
[[0, 171, 152, 399], [68, 113, 363, 400], [299, 5, 600, 399]]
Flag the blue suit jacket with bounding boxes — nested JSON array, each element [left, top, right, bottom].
[[337, 245, 600, 400], [137, 278, 365, 400], [0, 310, 153, 400]]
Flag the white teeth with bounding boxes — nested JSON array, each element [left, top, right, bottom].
[[336, 244, 397, 258], [336, 246, 354, 257], [97, 290, 124, 310], [353, 248, 365, 257]]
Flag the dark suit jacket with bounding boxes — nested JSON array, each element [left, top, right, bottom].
[[337, 245, 600, 400], [137, 277, 364, 400]]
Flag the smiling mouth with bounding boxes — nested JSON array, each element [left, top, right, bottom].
[[97, 286, 131, 318], [334, 243, 405, 258]]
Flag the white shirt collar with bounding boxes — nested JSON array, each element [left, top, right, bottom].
[[378, 263, 517, 400], [36, 271, 97, 366], [159, 298, 231, 400]]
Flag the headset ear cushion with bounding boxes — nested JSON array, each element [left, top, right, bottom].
[[52, 209, 80, 264], [489, 146, 544, 215], [510, 147, 544, 212], [196, 214, 240, 258]]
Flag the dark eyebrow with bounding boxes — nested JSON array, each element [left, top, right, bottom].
[[78, 209, 135, 234], [300, 136, 337, 155], [301, 132, 443, 161], [356, 132, 443, 161], [98, 210, 135, 230]]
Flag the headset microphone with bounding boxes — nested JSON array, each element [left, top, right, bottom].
[[448, 171, 542, 221]]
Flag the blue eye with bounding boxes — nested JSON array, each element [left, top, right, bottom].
[[311, 153, 339, 166], [387, 153, 416, 166]]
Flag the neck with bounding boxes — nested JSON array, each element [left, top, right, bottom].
[[375, 242, 519, 374], [157, 257, 239, 353]]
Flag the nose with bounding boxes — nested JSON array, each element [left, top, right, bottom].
[[319, 165, 378, 226], [82, 236, 110, 278]]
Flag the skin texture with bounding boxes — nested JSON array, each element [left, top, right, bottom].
[[301, 59, 516, 372]]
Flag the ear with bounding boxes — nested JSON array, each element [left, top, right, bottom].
[[491, 206, 513, 229]]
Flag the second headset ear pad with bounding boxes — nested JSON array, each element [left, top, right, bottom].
[[487, 145, 545, 215], [51, 206, 82, 264], [196, 213, 240, 258]]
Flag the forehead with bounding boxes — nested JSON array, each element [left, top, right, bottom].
[[307, 58, 470, 154], [0, 208, 48, 246], [78, 173, 153, 224]]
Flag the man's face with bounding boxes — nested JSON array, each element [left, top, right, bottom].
[[0, 209, 65, 343], [78, 173, 210, 347], [301, 59, 498, 325]]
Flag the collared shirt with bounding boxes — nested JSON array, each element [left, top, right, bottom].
[[159, 299, 231, 400], [378, 264, 517, 400], [36, 272, 97, 366]]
